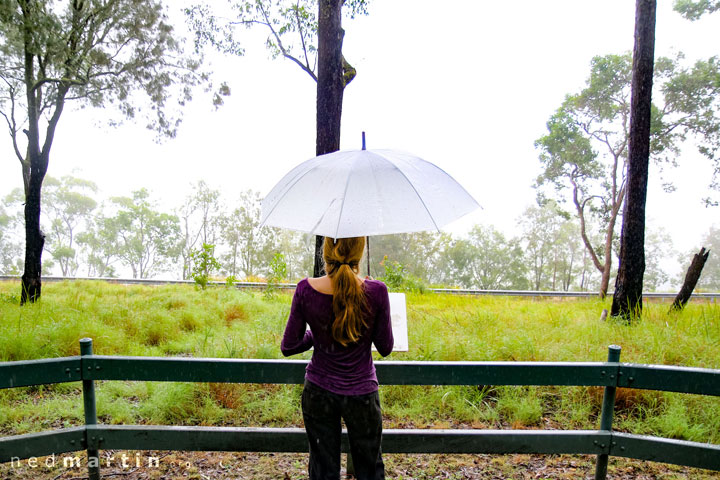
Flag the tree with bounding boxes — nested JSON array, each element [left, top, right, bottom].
[[0, 0, 220, 303], [42, 175, 98, 276], [0, 202, 22, 274], [611, 0, 657, 320], [218, 190, 273, 279], [76, 211, 120, 278], [189, 243, 221, 289], [178, 180, 222, 280], [536, 52, 720, 297], [518, 201, 584, 291], [185, 0, 366, 277], [273, 230, 314, 281], [367, 231, 451, 284], [674, 0, 720, 20], [109, 189, 181, 279], [443, 225, 528, 290], [685, 225, 720, 290], [643, 226, 674, 291]]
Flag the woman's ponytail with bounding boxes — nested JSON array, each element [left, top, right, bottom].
[[323, 237, 368, 346]]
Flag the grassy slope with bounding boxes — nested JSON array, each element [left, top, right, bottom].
[[1, 280, 719, 477]]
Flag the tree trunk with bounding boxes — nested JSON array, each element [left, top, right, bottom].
[[21, 169, 45, 304], [599, 258, 612, 299], [313, 0, 346, 277], [670, 247, 710, 312], [611, 0, 656, 321]]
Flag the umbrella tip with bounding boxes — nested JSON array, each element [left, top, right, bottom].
[[362, 131, 366, 150]]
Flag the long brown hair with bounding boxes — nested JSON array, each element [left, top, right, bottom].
[[323, 236, 368, 346]]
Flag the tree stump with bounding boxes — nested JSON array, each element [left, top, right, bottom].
[[670, 247, 710, 312]]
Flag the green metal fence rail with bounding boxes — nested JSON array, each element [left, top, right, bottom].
[[1, 339, 719, 479]]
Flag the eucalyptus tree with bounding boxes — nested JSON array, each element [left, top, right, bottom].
[[108, 189, 182, 279], [41, 175, 97, 276], [0, 202, 21, 274], [674, 0, 720, 19], [686, 225, 720, 290], [178, 180, 223, 280], [519, 201, 584, 291], [611, 0, 656, 320], [76, 212, 120, 278], [642, 227, 674, 292], [0, 0, 220, 303], [219, 190, 271, 279], [443, 225, 529, 290], [185, 0, 368, 276], [368, 231, 451, 284], [536, 52, 720, 298]]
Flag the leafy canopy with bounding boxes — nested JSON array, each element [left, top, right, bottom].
[[185, 0, 368, 82], [0, 0, 224, 146]]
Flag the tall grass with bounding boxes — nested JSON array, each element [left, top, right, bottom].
[[1, 280, 719, 445]]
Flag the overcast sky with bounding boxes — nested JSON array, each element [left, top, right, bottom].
[[1, 1, 719, 278]]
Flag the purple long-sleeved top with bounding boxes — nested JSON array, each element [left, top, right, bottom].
[[281, 277, 394, 395]]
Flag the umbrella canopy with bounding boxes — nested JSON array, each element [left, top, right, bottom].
[[260, 148, 480, 239]]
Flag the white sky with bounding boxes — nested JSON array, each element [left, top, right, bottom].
[[1, 0, 719, 278]]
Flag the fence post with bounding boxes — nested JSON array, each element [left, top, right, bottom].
[[80, 338, 101, 480], [594, 344, 621, 480], [346, 452, 355, 477]]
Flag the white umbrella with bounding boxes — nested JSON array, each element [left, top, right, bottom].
[[260, 142, 480, 238]]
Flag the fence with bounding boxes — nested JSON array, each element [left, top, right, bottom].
[[1, 339, 720, 479]]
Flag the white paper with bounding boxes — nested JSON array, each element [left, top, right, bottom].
[[382, 292, 409, 352]]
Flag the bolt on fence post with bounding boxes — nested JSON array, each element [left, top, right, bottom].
[[80, 338, 101, 480], [594, 344, 621, 480]]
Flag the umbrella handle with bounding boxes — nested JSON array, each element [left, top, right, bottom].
[[366, 236, 371, 277]]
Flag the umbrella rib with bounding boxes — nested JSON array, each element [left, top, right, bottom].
[[393, 163, 441, 232], [333, 155, 359, 239], [260, 158, 328, 228]]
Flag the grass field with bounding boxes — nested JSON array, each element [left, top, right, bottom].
[[1, 280, 719, 478]]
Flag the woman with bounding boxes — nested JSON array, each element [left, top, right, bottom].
[[281, 236, 394, 480]]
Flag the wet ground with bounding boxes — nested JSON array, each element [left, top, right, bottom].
[[2, 450, 718, 479]]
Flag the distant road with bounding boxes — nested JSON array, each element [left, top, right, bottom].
[[2, 275, 719, 300]]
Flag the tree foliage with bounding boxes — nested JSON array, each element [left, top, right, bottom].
[[443, 225, 528, 290], [1, 176, 675, 291], [178, 181, 222, 280], [42, 175, 97, 276], [0, 0, 224, 301], [76, 212, 120, 278], [0, 0, 215, 147], [519, 201, 585, 291], [687, 225, 720, 290], [367, 231, 451, 284], [0, 202, 21, 274], [190, 243, 221, 289], [185, 0, 367, 83], [536, 52, 720, 296], [108, 189, 181, 279], [219, 190, 270, 279], [674, 0, 720, 20]]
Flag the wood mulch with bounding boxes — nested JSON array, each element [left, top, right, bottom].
[[1, 450, 718, 479]]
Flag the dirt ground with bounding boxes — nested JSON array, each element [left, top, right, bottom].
[[2, 450, 718, 479]]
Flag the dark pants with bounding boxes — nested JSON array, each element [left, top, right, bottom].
[[301, 380, 385, 480]]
